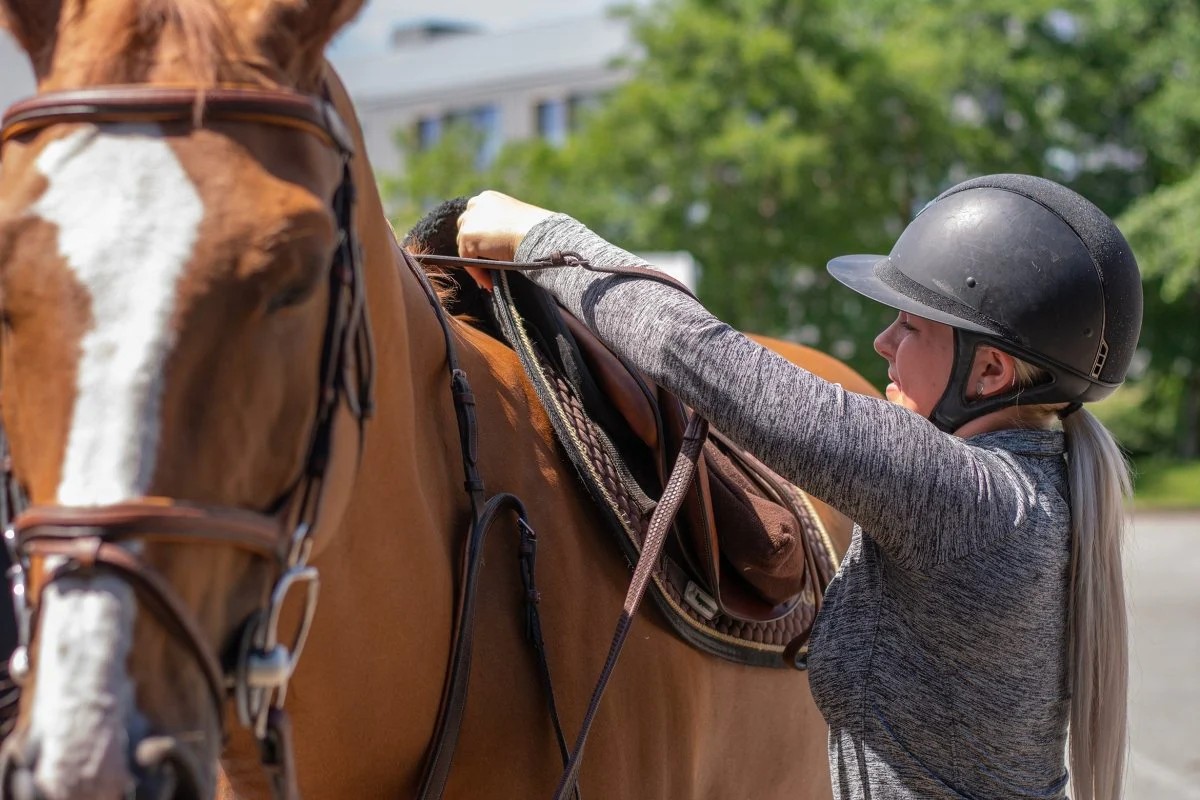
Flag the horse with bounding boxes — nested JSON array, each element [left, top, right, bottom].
[[0, 1, 879, 798]]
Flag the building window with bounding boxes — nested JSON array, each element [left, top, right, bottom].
[[536, 100, 569, 147], [415, 116, 442, 150], [469, 105, 502, 167], [442, 104, 502, 167], [567, 92, 604, 129]]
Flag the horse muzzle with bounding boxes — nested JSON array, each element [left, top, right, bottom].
[[0, 730, 209, 800]]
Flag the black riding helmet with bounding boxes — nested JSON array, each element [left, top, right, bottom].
[[828, 174, 1143, 432]]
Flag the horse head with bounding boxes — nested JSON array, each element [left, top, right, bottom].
[[0, 2, 369, 797]]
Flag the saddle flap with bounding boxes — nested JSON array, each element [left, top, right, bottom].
[[658, 391, 803, 622]]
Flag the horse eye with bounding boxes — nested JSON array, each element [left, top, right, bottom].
[[266, 276, 321, 313]]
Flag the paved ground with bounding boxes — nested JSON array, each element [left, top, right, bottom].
[[1127, 511, 1200, 799]]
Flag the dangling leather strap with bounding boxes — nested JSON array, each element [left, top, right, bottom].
[[551, 414, 709, 800]]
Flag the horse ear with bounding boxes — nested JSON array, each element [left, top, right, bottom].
[[252, 0, 364, 83], [0, 0, 63, 77]]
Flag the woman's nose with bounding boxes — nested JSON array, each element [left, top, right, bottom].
[[874, 321, 899, 359]]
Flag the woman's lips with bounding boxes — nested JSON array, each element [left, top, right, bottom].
[[885, 372, 900, 402]]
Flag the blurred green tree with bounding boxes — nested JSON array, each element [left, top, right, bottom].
[[382, 0, 1200, 453]]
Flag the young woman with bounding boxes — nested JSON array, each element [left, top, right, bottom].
[[455, 174, 1141, 800]]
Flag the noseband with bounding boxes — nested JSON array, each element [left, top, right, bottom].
[[0, 85, 375, 798]]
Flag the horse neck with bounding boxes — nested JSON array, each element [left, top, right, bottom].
[[325, 69, 469, 535]]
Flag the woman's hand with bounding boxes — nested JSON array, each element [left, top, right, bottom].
[[456, 190, 556, 262]]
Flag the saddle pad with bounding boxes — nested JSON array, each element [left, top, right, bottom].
[[491, 271, 838, 669]]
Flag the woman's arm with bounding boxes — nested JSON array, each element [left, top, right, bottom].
[[482, 211, 1049, 569]]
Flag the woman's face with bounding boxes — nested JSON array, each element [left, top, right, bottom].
[[873, 311, 955, 417]]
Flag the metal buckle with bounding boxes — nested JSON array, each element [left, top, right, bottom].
[[683, 581, 719, 621], [286, 521, 313, 569], [235, 565, 321, 739]]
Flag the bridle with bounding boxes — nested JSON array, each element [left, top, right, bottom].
[[0, 85, 374, 799]]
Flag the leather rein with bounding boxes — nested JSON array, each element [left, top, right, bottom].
[[0, 85, 374, 799]]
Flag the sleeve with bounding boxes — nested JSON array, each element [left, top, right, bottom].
[[513, 214, 1043, 571]]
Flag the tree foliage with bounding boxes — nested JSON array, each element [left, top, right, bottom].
[[382, 0, 1200, 456]]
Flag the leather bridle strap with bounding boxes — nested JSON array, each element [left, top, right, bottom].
[[410, 248, 712, 797], [401, 249, 577, 800], [12, 501, 285, 731], [13, 502, 287, 557], [0, 86, 355, 153]]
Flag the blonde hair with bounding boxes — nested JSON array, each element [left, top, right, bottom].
[[1013, 360, 1130, 800]]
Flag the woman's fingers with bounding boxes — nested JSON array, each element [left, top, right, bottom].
[[456, 190, 556, 261]]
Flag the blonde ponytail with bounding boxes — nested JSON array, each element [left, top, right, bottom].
[[1062, 407, 1131, 800]]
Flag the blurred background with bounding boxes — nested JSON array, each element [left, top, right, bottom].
[[1, 0, 1197, 795], [369, 0, 1198, 510], [3, 1, 1196, 500]]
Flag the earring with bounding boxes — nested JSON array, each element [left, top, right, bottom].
[[975, 380, 985, 400]]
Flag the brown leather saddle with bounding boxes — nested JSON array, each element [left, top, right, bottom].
[[406, 207, 837, 669]]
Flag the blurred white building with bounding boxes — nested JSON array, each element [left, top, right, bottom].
[[336, 14, 635, 175]]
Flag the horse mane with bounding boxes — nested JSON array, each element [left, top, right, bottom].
[[400, 198, 477, 313]]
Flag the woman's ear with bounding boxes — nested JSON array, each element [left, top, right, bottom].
[[970, 345, 1019, 399]]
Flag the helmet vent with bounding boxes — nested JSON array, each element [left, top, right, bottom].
[[1091, 340, 1109, 378]]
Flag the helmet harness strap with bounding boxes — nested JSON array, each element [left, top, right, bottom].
[[930, 329, 1076, 433]]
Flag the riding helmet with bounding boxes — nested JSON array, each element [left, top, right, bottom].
[[827, 173, 1143, 432]]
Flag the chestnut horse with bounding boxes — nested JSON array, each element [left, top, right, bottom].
[[0, 2, 878, 798]]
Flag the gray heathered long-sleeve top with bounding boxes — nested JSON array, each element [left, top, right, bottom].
[[514, 215, 1073, 800]]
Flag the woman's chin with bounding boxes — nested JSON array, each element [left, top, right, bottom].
[[885, 384, 924, 415]]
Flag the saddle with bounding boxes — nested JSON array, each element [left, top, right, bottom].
[[406, 204, 838, 669]]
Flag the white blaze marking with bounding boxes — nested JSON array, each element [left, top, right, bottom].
[[36, 125, 203, 504], [26, 124, 205, 799]]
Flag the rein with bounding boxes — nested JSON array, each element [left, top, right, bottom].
[[0, 85, 374, 799]]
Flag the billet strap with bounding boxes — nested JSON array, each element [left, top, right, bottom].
[[552, 414, 709, 800], [416, 251, 699, 302]]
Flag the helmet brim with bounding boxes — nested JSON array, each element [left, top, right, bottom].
[[826, 254, 995, 336]]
